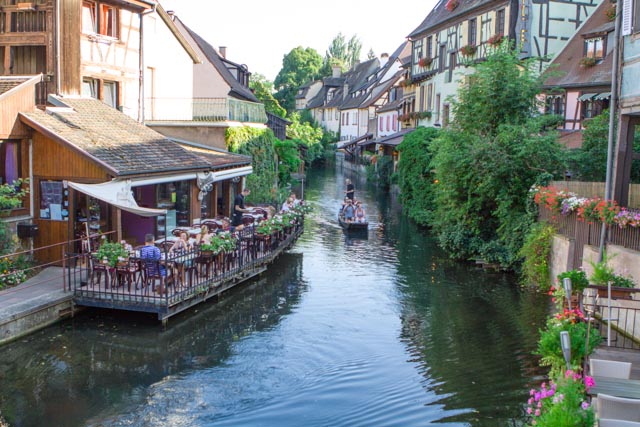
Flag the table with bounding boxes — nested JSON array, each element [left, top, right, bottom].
[[590, 376, 640, 399]]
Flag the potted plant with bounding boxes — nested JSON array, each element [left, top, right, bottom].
[[487, 34, 503, 46], [460, 44, 477, 56], [418, 57, 433, 68], [445, 0, 458, 12], [95, 241, 128, 268], [588, 251, 637, 299], [200, 232, 238, 255], [579, 56, 598, 68]]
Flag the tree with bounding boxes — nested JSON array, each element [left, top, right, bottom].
[[428, 42, 566, 267], [274, 47, 323, 113], [250, 73, 286, 118], [319, 33, 363, 77], [286, 112, 325, 164]]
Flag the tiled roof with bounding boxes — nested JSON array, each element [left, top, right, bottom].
[[0, 77, 30, 96], [20, 97, 213, 177], [175, 141, 252, 169], [367, 129, 414, 147], [543, 2, 613, 89], [377, 98, 403, 113], [409, 0, 504, 38]]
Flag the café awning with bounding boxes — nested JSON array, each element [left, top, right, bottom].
[[68, 180, 167, 217]]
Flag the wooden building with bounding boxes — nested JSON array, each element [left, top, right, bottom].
[[18, 96, 252, 264]]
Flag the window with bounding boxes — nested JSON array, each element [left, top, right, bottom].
[[103, 80, 118, 108], [419, 85, 425, 111], [386, 116, 390, 132], [82, 78, 98, 99], [443, 104, 450, 127], [496, 9, 505, 36], [392, 114, 397, 131], [1, 141, 21, 187], [82, 77, 119, 108], [435, 94, 441, 122], [413, 38, 424, 65], [427, 36, 433, 59], [469, 18, 477, 46], [545, 96, 565, 116], [335, 110, 339, 120], [584, 37, 605, 60], [82, 1, 118, 38], [427, 84, 433, 111], [438, 44, 447, 73], [39, 180, 68, 220], [447, 52, 457, 83], [379, 117, 383, 131]]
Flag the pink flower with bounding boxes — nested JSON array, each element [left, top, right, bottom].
[[581, 401, 590, 410], [534, 409, 541, 416], [527, 407, 532, 415], [584, 376, 596, 390]]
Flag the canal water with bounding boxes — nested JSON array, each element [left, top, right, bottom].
[[0, 163, 549, 427]]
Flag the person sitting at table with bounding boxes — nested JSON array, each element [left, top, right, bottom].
[[195, 225, 213, 245], [169, 232, 192, 254], [290, 192, 301, 207], [140, 233, 166, 294], [281, 197, 294, 213]]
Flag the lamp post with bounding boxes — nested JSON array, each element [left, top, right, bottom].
[[560, 331, 571, 371], [563, 277, 573, 310]]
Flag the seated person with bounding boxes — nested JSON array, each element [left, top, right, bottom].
[[195, 225, 213, 245], [343, 199, 355, 223], [140, 233, 166, 294], [290, 192, 301, 207], [339, 197, 349, 214], [354, 202, 366, 223], [281, 197, 294, 213], [169, 232, 192, 254]]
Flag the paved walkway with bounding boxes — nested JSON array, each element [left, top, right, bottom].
[[0, 267, 70, 324]]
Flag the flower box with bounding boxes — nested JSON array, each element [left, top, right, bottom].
[[460, 44, 477, 56], [588, 284, 636, 300], [445, 0, 458, 11], [418, 57, 433, 68]]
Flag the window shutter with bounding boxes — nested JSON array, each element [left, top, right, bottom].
[[622, 0, 632, 36]]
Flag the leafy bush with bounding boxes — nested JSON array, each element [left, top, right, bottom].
[[96, 241, 129, 267], [525, 371, 595, 427], [536, 308, 601, 377], [519, 222, 556, 290], [557, 269, 589, 293], [274, 139, 302, 185], [226, 127, 278, 204], [200, 233, 238, 254], [588, 251, 636, 288]]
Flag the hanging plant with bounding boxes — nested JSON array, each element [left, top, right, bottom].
[[487, 34, 503, 46], [445, 0, 459, 11], [460, 44, 477, 56], [605, 4, 616, 21], [418, 57, 433, 68]]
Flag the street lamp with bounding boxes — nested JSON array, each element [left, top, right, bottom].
[[560, 331, 571, 370], [563, 277, 573, 310]]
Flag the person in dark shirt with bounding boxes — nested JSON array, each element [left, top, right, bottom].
[[232, 188, 251, 227], [345, 179, 355, 201]]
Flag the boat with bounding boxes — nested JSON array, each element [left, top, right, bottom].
[[338, 213, 368, 231]]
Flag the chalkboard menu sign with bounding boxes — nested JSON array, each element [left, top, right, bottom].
[[40, 181, 68, 220]]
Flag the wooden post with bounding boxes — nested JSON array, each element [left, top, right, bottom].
[[612, 115, 640, 206]]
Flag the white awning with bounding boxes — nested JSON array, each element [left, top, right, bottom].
[[578, 93, 596, 101], [68, 181, 167, 217], [127, 165, 253, 188], [594, 92, 611, 100]]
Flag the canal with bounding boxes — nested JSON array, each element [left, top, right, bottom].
[[0, 163, 549, 427]]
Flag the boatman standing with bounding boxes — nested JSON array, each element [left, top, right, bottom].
[[345, 179, 355, 201]]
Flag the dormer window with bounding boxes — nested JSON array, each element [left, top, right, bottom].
[[584, 37, 605, 61]]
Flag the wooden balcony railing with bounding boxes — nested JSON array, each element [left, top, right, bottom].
[[145, 97, 268, 124], [0, 2, 52, 34]]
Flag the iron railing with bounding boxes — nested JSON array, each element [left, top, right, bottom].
[[144, 97, 267, 124], [67, 221, 304, 320], [582, 287, 640, 350]]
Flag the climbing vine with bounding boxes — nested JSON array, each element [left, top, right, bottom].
[[226, 127, 278, 204]]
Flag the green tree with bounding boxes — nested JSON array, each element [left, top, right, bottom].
[[274, 47, 323, 113], [396, 127, 440, 225], [274, 139, 302, 185], [429, 42, 566, 267], [286, 112, 325, 164], [319, 33, 363, 77], [249, 73, 286, 118]]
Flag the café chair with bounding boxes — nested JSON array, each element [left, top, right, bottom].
[[590, 359, 632, 379], [597, 394, 640, 423]]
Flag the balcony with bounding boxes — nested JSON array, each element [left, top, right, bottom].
[[144, 98, 268, 125], [0, 2, 51, 45]]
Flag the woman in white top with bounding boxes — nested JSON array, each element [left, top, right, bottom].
[[281, 197, 294, 213]]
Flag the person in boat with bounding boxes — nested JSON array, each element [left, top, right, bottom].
[[345, 179, 355, 201], [339, 197, 349, 214], [343, 199, 355, 223], [354, 202, 366, 223]]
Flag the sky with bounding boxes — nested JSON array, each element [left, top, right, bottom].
[[160, 0, 439, 82]]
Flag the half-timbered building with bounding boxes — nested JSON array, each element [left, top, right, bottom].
[[407, 0, 603, 128]]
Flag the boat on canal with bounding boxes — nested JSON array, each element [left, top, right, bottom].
[[337, 213, 368, 232]]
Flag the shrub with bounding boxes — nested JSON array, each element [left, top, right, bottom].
[[557, 269, 589, 293], [519, 222, 556, 290]]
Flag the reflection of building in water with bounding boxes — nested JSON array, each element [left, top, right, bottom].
[[0, 253, 305, 427]]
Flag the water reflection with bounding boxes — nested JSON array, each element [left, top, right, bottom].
[[0, 254, 306, 427]]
